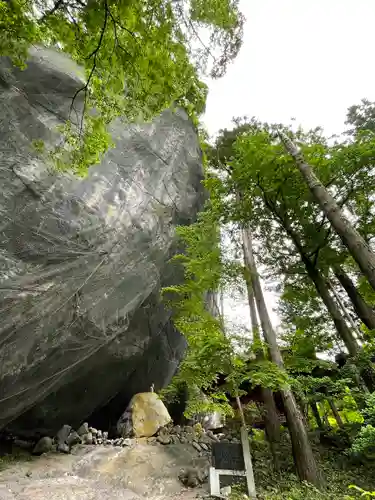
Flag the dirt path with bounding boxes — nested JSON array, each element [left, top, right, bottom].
[[0, 443, 210, 500]]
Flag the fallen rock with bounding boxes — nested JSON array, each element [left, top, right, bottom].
[[206, 431, 220, 442], [192, 442, 202, 453], [77, 423, 89, 436], [200, 433, 215, 445], [32, 437, 53, 455], [67, 431, 81, 448], [56, 442, 70, 454], [56, 425, 72, 446], [157, 434, 171, 445], [82, 432, 93, 445], [117, 409, 133, 438], [199, 442, 209, 452], [178, 467, 207, 488], [117, 392, 172, 438]]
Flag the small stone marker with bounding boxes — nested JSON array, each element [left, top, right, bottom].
[[209, 426, 256, 498]]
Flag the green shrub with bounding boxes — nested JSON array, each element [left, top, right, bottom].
[[362, 393, 375, 426], [349, 485, 375, 498], [351, 424, 375, 457]]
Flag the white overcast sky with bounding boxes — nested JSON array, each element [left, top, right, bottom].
[[203, 0, 375, 333]]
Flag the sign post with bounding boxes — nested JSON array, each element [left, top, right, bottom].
[[240, 426, 256, 498], [209, 396, 256, 498], [209, 428, 256, 498]]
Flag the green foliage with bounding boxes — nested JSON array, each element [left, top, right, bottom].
[[349, 485, 375, 498], [208, 111, 375, 355], [0, 0, 243, 174], [0, 0, 41, 67], [169, 99, 375, 485], [258, 482, 335, 500], [203, 107, 375, 491], [351, 425, 375, 457], [349, 393, 375, 458], [189, 0, 244, 77], [162, 200, 293, 415], [361, 392, 375, 425], [32, 139, 45, 154], [53, 117, 114, 175], [331, 391, 363, 425], [243, 401, 262, 425], [352, 345, 375, 374], [161, 206, 235, 415], [346, 99, 375, 135], [245, 425, 375, 499], [226, 358, 291, 393]]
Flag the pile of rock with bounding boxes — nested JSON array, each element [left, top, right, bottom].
[[32, 423, 134, 455], [116, 391, 237, 448], [31, 421, 237, 457], [29, 392, 238, 457], [178, 466, 209, 488], [148, 423, 239, 455]]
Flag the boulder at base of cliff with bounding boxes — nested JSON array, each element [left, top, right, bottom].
[[117, 393, 171, 438]]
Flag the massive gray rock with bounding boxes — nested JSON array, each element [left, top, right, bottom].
[[0, 47, 204, 436]]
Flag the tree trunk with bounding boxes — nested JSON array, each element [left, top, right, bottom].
[[310, 402, 324, 430], [281, 390, 322, 486], [305, 263, 359, 357], [242, 226, 322, 487], [320, 403, 330, 427], [334, 265, 375, 331], [243, 245, 281, 468], [260, 199, 375, 392], [327, 277, 363, 341], [279, 131, 375, 292], [296, 397, 309, 427], [327, 398, 344, 428], [303, 262, 375, 391], [277, 212, 359, 357]]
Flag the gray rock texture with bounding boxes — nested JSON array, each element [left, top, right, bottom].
[[32, 437, 53, 456], [0, 46, 204, 436], [0, 443, 209, 499]]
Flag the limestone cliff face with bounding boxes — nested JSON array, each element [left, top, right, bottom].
[[0, 47, 204, 435]]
